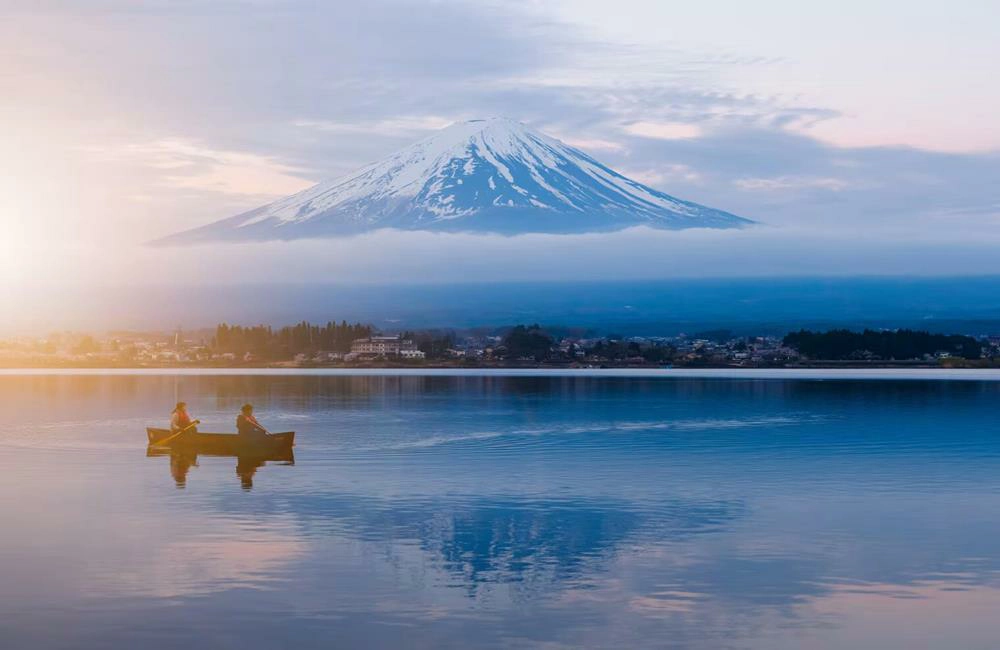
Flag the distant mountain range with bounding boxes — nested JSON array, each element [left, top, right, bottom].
[[156, 117, 751, 243]]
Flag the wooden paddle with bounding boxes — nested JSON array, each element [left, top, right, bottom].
[[152, 420, 200, 447], [243, 413, 271, 436]]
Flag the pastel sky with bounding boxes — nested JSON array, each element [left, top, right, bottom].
[[2, 0, 1000, 287]]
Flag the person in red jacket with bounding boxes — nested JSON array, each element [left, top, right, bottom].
[[170, 402, 199, 434]]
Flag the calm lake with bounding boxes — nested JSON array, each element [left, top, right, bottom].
[[1, 371, 999, 649]]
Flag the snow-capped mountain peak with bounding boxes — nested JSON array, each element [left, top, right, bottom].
[[158, 117, 752, 243]]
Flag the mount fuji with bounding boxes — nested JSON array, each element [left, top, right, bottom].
[[157, 117, 752, 243]]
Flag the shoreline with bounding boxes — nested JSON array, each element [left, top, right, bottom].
[[4, 367, 1000, 380]]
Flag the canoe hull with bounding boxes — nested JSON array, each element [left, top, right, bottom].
[[146, 427, 295, 455]]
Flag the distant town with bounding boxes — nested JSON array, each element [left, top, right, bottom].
[[2, 321, 999, 369]]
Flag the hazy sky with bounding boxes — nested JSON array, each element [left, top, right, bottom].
[[2, 0, 1000, 287]]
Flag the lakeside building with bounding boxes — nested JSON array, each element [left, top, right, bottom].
[[351, 336, 426, 359]]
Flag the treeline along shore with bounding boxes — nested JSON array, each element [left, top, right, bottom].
[[2, 321, 999, 369]]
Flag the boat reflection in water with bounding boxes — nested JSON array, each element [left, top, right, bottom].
[[146, 447, 295, 490], [145, 427, 295, 490], [147, 445, 295, 489]]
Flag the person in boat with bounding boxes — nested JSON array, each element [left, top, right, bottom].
[[170, 401, 199, 434], [236, 403, 268, 440]]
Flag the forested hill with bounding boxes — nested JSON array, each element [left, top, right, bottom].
[[783, 329, 982, 360], [213, 321, 372, 357]]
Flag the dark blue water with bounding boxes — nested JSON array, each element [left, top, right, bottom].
[[1, 372, 999, 649]]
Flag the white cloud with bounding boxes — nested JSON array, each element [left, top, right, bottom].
[[11, 224, 1000, 288], [734, 176, 850, 192], [84, 139, 315, 198], [623, 121, 702, 140], [293, 115, 456, 137], [624, 164, 703, 186], [557, 136, 627, 153]]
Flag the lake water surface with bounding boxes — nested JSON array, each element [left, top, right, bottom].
[[1, 371, 999, 649]]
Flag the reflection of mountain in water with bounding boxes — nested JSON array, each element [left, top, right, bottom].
[[429, 502, 642, 597], [429, 501, 734, 599], [213, 491, 741, 599]]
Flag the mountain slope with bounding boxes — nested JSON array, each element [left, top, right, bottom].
[[157, 117, 752, 243]]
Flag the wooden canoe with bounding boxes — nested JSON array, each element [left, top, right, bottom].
[[145, 444, 295, 464], [146, 427, 295, 455]]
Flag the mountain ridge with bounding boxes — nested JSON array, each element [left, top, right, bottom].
[[156, 117, 752, 243]]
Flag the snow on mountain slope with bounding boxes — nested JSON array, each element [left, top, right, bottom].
[[157, 117, 752, 243]]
